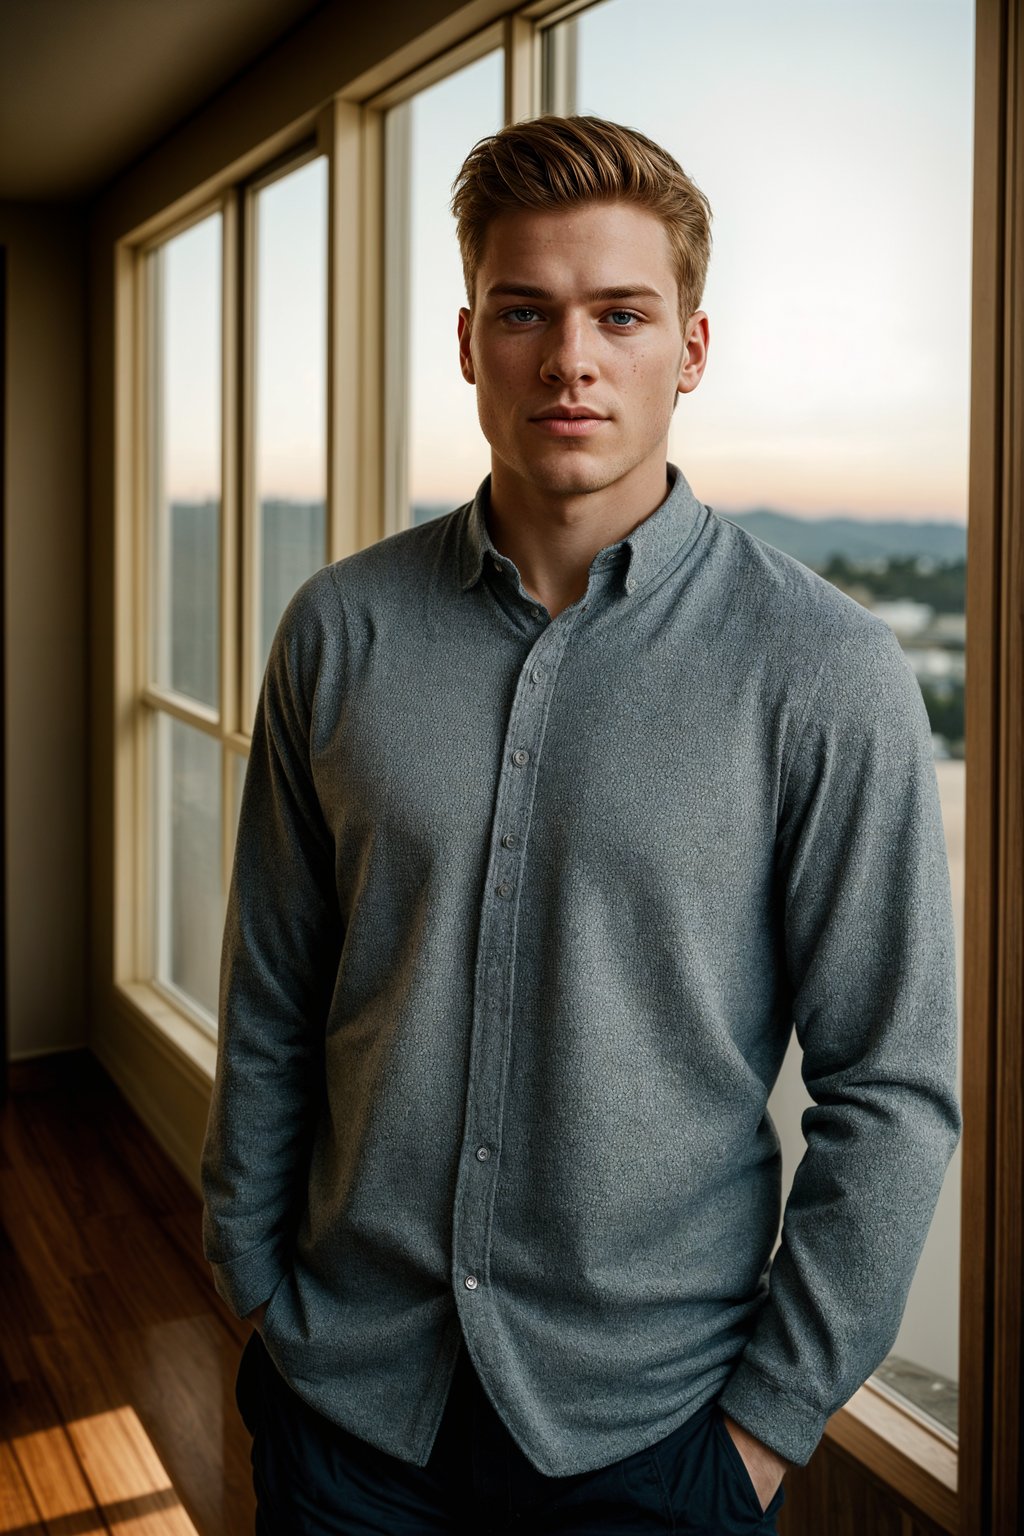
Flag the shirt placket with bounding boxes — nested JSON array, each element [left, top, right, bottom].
[[449, 589, 593, 1325]]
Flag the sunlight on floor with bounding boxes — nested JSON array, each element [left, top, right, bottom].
[[4, 1404, 199, 1533]]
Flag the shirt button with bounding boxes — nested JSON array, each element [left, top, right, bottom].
[[531, 606, 542, 618], [496, 882, 512, 898], [501, 832, 517, 849], [491, 557, 501, 571], [475, 1145, 491, 1161], [465, 1275, 479, 1291], [531, 666, 544, 683], [512, 748, 529, 766]]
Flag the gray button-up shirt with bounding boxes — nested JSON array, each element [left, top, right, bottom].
[[200, 463, 961, 1474]]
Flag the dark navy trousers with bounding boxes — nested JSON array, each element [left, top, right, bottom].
[[235, 1329, 786, 1534]]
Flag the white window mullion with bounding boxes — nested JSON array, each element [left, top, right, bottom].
[[540, 14, 578, 114], [220, 190, 240, 915], [152, 708, 173, 992], [504, 13, 541, 124], [321, 97, 375, 563], [383, 99, 412, 541], [240, 181, 260, 734]]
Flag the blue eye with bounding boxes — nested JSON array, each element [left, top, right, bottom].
[[607, 310, 640, 327], [504, 307, 542, 324]]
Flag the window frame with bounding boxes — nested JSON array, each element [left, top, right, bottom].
[[958, 4, 1023, 1532], [110, 3, 1022, 1530], [115, 114, 331, 1048], [135, 195, 231, 1040]]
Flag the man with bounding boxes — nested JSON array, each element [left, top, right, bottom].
[[201, 115, 961, 1534]]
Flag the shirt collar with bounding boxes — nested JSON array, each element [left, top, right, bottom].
[[458, 462, 707, 596]]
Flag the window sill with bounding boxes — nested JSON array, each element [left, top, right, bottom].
[[824, 1380, 958, 1532], [115, 979, 217, 1086]]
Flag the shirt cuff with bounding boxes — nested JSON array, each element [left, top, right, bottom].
[[207, 1232, 288, 1320], [716, 1358, 829, 1466]]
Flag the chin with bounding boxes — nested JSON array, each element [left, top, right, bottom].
[[519, 450, 621, 497], [536, 464, 631, 499]]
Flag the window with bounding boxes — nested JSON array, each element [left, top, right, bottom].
[[248, 155, 328, 717], [137, 151, 328, 1032], [538, 0, 974, 1441], [383, 47, 504, 532], [144, 211, 223, 1019]]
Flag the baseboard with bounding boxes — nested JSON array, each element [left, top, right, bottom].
[[9, 1037, 89, 1061], [90, 993, 213, 1197]]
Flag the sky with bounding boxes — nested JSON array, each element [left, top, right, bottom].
[[159, 157, 326, 503], [161, 0, 975, 524]]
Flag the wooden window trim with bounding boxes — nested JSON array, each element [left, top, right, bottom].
[[826, 1384, 959, 1533], [958, 3, 1023, 1535]]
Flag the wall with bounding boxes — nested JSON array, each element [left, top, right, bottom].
[[2, 202, 88, 1060]]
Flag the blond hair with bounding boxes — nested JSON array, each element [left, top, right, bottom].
[[450, 114, 713, 324]]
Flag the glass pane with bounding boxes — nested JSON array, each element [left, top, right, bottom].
[[554, 0, 972, 1434], [154, 714, 222, 1021], [252, 156, 328, 704], [387, 50, 503, 529], [147, 213, 221, 709]]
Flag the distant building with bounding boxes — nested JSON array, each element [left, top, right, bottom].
[[871, 599, 935, 638]]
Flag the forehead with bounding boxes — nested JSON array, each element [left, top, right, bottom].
[[476, 200, 677, 301]]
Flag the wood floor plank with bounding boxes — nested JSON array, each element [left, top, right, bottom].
[[2, 1052, 256, 1536], [158, 1212, 247, 1349], [68, 1404, 200, 1535], [0, 1437, 49, 1535], [2, 1145, 96, 1281], [0, 1166, 94, 1338], [0, 1217, 54, 1385], [94, 1101, 202, 1222], [58, 1297, 252, 1535], [11, 1416, 103, 1530], [79, 1210, 219, 1335]]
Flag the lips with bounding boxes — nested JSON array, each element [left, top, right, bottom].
[[531, 407, 606, 421], [529, 406, 610, 438]]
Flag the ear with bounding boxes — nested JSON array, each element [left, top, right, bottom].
[[458, 308, 476, 385], [677, 310, 709, 397]]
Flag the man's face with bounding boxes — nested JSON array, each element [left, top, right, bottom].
[[458, 200, 707, 504]]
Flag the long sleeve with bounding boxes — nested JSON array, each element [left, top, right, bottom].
[[200, 575, 342, 1319], [716, 619, 963, 1465]]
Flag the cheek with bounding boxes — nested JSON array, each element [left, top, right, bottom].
[[626, 350, 680, 408]]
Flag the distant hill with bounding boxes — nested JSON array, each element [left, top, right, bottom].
[[413, 499, 968, 567], [413, 502, 461, 527], [718, 508, 967, 568]]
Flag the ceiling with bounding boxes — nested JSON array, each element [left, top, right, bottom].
[[0, 0, 329, 201]]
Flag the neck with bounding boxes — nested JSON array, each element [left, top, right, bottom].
[[486, 456, 672, 617]]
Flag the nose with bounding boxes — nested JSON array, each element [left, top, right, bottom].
[[539, 313, 598, 386]]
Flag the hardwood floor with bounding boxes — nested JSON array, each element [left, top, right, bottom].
[[0, 1049, 254, 1535], [0, 1049, 959, 1536]]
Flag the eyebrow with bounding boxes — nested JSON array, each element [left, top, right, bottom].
[[483, 283, 667, 305]]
